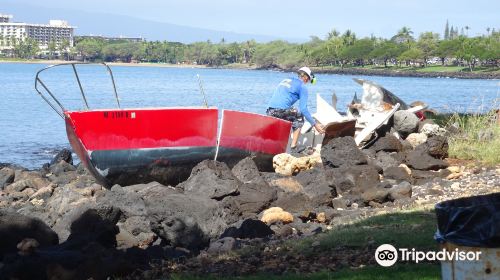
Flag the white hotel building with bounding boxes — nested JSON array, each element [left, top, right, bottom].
[[0, 14, 75, 52]]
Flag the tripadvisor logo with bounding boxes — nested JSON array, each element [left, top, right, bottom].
[[374, 244, 482, 267], [375, 244, 398, 267]]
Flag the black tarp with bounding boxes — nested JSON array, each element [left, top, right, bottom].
[[435, 192, 500, 247]]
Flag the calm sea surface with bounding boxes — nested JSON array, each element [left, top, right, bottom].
[[1, 62, 498, 169]]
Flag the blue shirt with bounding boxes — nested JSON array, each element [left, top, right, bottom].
[[267, 77, 316, 125]]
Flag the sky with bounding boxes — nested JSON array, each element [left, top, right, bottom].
[[3, 0, 499, 41]]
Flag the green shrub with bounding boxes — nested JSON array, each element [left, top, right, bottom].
[[447, 109, 500, 164]]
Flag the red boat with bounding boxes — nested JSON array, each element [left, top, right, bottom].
[[35, 63, 291, 186]]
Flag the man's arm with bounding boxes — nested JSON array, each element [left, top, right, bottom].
[[298, 87, 316, 126], [298, 87, 325, 133]]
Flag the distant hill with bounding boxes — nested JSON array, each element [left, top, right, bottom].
[[2, 2, 304, 43]]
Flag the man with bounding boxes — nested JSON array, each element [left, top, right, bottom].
[[266, 66, 325, 152]]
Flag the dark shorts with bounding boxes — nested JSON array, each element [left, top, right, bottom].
[[266, 108, 304, 131]]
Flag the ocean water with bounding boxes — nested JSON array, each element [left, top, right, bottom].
[[1, 62, 498, 169]]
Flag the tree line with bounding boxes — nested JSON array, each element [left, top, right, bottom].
[[2, 26, 499, 72]]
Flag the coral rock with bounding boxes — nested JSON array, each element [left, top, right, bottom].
[[273, 153, 321, 176], [260, 207, 293, 224], [421, 123, 447, 137], [406, 133, 428, 148]]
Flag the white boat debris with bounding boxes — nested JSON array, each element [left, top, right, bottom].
[[297, 78, 429, 151]]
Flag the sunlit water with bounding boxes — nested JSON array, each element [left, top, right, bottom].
[[1, 62, 498, 169]]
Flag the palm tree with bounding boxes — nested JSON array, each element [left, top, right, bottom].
[[341, 29, 356, 46], [59, 39, 70, 60], [48, 40, 57, 59], [465, 26, 470, 37], [444, 20, 450, 40], [242, 40, 255, 63], [327, 29, 340, 40], [325, 36, 345, 66], [398, 26, 413, 37], [393, 26, 414, 49]]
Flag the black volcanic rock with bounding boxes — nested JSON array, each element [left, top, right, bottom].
[[0, 167, 15, 189], [145, 193, 228, 251], [384, 166, 411, 182], [406, 149, 449, 171], [231, 157, 267, 186], [393, 110, 419, 138], [326, 165, 380, 195], [62, 207, 121, 249], [371, 135, 403, 152], [50, 148, 73, 166], [222, 182, 277, 223], [417, 135, 449, 159], [321, 136, 367, 168], [221, 219, 273, 239], [295, 168, 337, 207], [0, 210, 59, 258], [373, 151, 405, 171], [179, 160, 240, 200]]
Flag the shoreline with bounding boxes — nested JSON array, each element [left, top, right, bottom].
[[310, 67, 500, 80], [2, 59, 499, 79], [0, 59, 210, 69]]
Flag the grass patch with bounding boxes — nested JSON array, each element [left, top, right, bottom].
[[414, 65, 465, 73], [171, 264, 440, 280], [292, 210, 438, 256], [416, 65, 500, 73], [446, 110, 500, 165], [313, 64, 500, 74], [328, 264, 440, 280], [171, 210, 441, 279], [224, 63, 257, 69]]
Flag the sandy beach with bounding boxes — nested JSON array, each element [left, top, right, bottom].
[[0, 59, 261, 70]]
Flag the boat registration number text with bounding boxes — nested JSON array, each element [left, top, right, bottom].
[[103, 111, 136, 119]]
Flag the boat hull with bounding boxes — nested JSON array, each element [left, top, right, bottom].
[[216, 110, 292, 170], [86, 147, 216, 186], [65, 108, 291, 186]]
